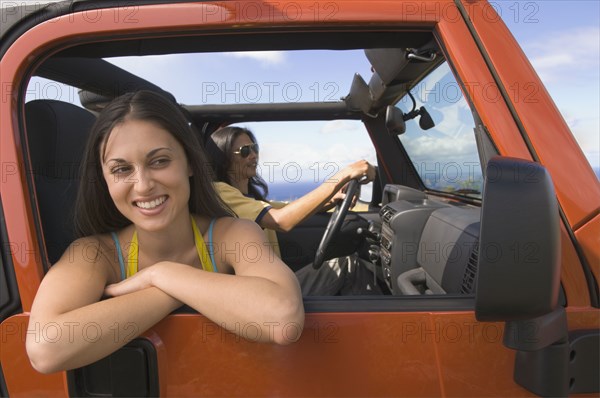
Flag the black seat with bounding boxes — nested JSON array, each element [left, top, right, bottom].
[[396, 206, 480, 295], [25, 100, 95, 264]]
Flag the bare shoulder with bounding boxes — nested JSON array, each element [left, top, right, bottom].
[[211, 217, 265, 243], [49, 234, 119, 283], [209, 216, 285, 273], [29, 234, 115, 316]]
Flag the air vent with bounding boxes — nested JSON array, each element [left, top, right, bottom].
[[381, 207, 397, 224], [460, 242, 478, 294]]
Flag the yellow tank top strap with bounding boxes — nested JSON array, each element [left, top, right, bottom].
[[127, 230, 138, 278], [191, 216, 215, 272], [126, 217, 215, 277]]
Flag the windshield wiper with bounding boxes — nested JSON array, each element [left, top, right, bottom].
[[452, 188, 481, 196]]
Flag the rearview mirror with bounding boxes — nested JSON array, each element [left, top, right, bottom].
[[385, 105, 406, 135]]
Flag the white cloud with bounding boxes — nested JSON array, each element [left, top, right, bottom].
[[226, 51, 286, 67], [522, 27, 599, 172], [560, 109, 600, 169], [526, 27, 600, 82], [257, 138, 377, 183], [325, 143, 377, 165], [429, 101, 471, 140], [257, 141, 322, 182], [531, 53, 574, 70], [403, 134, 477, 162], [320, 120, 361, 134], [105, 54, 202, 102]]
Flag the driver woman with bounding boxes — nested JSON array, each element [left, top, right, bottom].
[[205, 126, 376, 296]]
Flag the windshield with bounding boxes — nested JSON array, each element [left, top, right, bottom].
[[396, 62, 483, 198]]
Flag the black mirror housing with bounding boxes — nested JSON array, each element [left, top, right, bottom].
[[475, 156, 561, 321], [385, 105, 406, 135], [418, 106, 435, 130]]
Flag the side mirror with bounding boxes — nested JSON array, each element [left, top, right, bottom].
[[476, 156, 560, 320], [475, 156, 567, 397], [385, 105, 406, 135]]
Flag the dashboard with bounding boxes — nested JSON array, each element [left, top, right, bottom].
[[376, 185, 481, 295]]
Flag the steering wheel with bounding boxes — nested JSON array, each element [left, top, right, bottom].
[[313, 179, 361, 269]]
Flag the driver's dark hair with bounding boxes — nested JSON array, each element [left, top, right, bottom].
[[205, 126, 269, 201], [74, 90, 232, 237]]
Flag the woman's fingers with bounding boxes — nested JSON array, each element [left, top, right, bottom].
[[104, 268, 153, 297]]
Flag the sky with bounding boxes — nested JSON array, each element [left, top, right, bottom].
[[24, 1, 600, 178], [105, 0, 600, 178], [498, 0, 600, 172]]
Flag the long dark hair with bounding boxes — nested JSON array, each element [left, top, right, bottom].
[[74, 90, 232, 237], [205, 126, 269, 201]]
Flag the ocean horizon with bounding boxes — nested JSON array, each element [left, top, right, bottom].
[[267, 181, 320, 202], [267, 166, 600, 202]]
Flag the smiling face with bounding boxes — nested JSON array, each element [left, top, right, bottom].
[[101, 118, 192, 232], [228, 133, 259, 185]]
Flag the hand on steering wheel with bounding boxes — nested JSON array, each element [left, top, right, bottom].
[[313, 179, 361, 269]]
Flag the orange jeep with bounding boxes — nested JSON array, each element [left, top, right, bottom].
[[1, 0, 598, 396]]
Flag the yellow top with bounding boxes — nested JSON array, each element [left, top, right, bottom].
[[126, 216, 216, 278], [214, 182, 285, 257]]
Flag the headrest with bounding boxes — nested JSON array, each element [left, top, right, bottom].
[[25, 100, 95, 179]]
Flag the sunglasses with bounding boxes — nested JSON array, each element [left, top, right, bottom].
[[233, 143, 259, 158]]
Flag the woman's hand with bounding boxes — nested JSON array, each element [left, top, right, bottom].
[[322, 182, 360, 211], [104, 263, 162, 297], [334, 160, 376, 183], [26, 239, 184, 374], [322, 189, 346, 210]]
